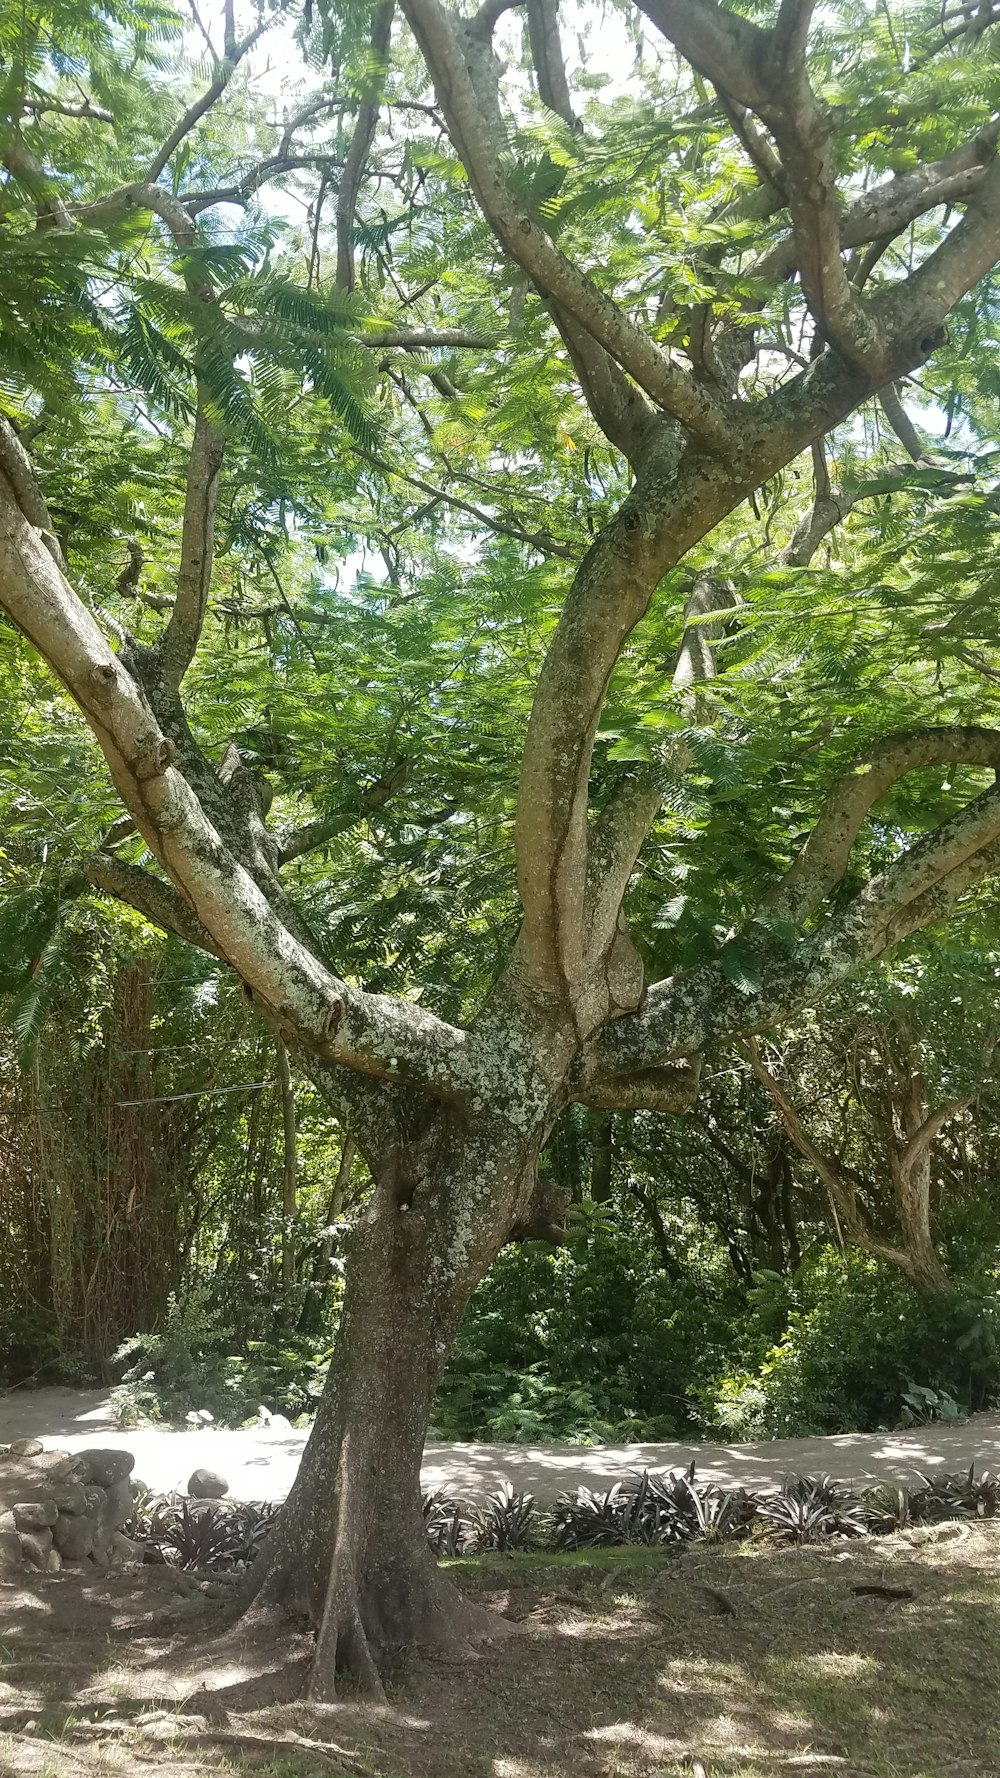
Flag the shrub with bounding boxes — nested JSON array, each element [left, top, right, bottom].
[[132, 1461, 1000, 1572], [434, 1209, 736, 1441], [699, 1248, 1000, 1440], [110, 1292, 333, 1427]]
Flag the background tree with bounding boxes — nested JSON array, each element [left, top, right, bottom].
[[747, 935, 1000, 1296]]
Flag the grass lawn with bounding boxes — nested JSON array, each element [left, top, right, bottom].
[[0, 1521, 997, 1777]]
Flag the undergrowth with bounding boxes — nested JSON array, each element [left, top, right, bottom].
[[127, 1461, 1000, 1571]]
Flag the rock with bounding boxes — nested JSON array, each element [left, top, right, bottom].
[[79, 1449, 134, 1488], [48, 1454, 85, 1484], [9, 1439, 44, 1459], [19, 1529, 53, 1568], [52, 1514, 95, 1562], [13, 1500, 57, 1532], [50, 1482, 88, 1516], [103, 1477, 135, 1523], [187, 1469, 229, 1501], [45, 1549, 62, 1572], [0, 1529, 22, 1568], [110, 1532, 144, 1564]]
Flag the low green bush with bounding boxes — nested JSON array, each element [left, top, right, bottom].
[[133, 1462, 1000, 1572], [699, 1247, 1000, 1440], [110, 1291, 332, 1427]]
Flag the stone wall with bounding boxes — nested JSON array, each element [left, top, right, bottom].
[[0, 1440, 139, 1573]]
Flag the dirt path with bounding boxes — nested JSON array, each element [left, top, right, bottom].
[[2, 1386, 999, 1501]]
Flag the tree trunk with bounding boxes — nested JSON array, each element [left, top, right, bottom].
[[245, 1092, 545, 1698], [276, 1037, 298, 1298], [589, 1111, 614, 1201], [890, 1148, 951, 1295]]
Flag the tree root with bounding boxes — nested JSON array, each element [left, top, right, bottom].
[[308, 1560, 512, 1703]]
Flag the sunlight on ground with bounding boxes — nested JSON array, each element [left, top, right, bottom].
[[4, 1530, 1000, 1776], [781, 1650, 878, 1681], [584, 1720, 683, 1757]]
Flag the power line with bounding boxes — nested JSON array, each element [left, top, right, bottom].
[[115, 1080, 271, 1107]]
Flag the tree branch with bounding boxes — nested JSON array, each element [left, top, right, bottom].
[[571, 1055, 700, 1113], [365, 326, 495, 348], [399, 0, 737, 449], [145, 10, 280, 184], [874, 154, 1000, 346], [158, 407, 226, 692], [645, 0, 879, 367], [745, 1037, 853, 1221], [579, 572, 733, 975], [23, 95, 114, 122], [763, 726, 1000, 925], [634, 0, 768, 108], [584, 774, 666, 959], [753, 124, 1000, 284], [81, 851, 222, 955], [671, 572, 733, 697], [903, 1094, 975, 1174], [878, 382, 933, 463], [581, 728, 1000, 1092], [744, 1037, 914, 1271], [336, 1, 396, 293], [549, 307, 659, 463], [525, 0, 575, 127], [0, 486, 474, 1099], [279, 758, 413, 865], [0, 414, 61, 561]]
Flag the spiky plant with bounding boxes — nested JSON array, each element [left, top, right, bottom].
[[471, 1483, 540, 1552], [422, 1490, 475, 1557]]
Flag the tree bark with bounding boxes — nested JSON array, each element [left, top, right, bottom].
[[589, 1111, 614, 1202], [245, 1063, 549, 1697], [276, 1037, 298, 1297]]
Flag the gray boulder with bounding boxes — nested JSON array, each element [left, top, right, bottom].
[[13, 1500, 56, 1532], [79, 1449, 135, 1488], [52, 1514, 95, 1562], [19, 1528, 53, 1568], [187, 1468, 229, 1500], [50, 1482, 88, 1516]]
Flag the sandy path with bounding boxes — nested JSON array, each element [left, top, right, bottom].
[[2, 1385, 999, 1502]]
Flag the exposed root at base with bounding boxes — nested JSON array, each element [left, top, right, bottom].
[[309, 1576, 515, 1703]]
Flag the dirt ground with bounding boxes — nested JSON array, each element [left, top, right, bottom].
[[5, 1387, 1000, 1503], [0, 1520, 998, 1778]]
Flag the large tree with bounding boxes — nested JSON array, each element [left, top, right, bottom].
[[6, 0, 1000, 1697]]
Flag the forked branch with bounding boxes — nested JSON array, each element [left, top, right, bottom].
[[399, 0, 737, 449], [580, 729, 1000, 1096]]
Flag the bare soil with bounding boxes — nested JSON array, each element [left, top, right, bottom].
[[5, 1387, 1000, 1503], [0, 1520, 998, 1778]]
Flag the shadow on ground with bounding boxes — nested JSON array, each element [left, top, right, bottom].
[[0, 1522, 998, 1777]]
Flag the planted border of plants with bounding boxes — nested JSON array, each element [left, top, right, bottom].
[[126, 1462, 1000, 1571]]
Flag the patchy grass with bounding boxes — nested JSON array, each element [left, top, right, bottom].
[[2, 1522, 1000, 1776]]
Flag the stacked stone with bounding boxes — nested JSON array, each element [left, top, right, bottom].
[[0, 1439, 141, 1573]]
